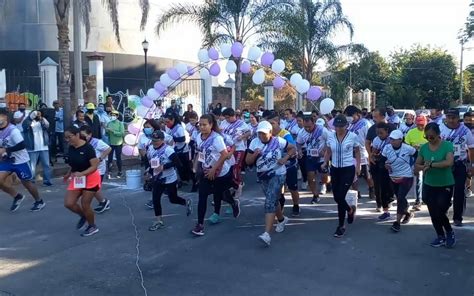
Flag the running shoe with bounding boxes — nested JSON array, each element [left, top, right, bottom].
[[145, 200, 154, 209], [81, 225, 99, 237], [30, 200, 46, 212], [334, 226, 345, 238], [258, 232, 271, 246], [391, 222, 401, 232], [401, 212, 414, 224], [319, 184, 327, 195], [149, 221, 165, 231], [311, 195, 321, 204], [94, 199, 111, 214], [412, 202, 421, 212], [445, 231, 456, 248], [378, 212, 391, 221], [465, 188, 473, 198], [430, 236, 446, 248], [191, 224, 205, 236], [347, 206, 356, 224], [76, 216, 86, 230], [208, 213, 221, 224], [10, 194, 25, 212], [301, 182, 308, 190], [43, 181, 53, 187], [275, 216, 289, 233], [186, 199, 192, 216], [376, 207, 383, 213], [231, 199, 241, 218], [225, 207, 232, 215], [117, 171, 123, 178], [292, 205, 300, 217], [453, 220, 463, 227]]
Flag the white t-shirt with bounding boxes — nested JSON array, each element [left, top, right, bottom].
[[30, 120, 49, 152], [371, 136, 391, 153], [440, 123, 474, 161], [326, 131, 360, 168], [285, 119, 299, 136], [89, 138, 110, 175], [248, 123, 259, 142], [348, 118, 371, 165], [296, 125, 329, 158], [166, 124, 188, 153], [382, 143, 416, 178], [195, 132, 231, 177], [0, 125, 30, 164], [146, 144, 178, 184], [386, 114, 401, 126], [399, 122, 416, 136], [220, 119, 250, 151], [249, 136, 288, 175], [185, 123, 198, 140]]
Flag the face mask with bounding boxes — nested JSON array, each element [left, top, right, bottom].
[[346, 117, 353, 124], [110, 116, 117, 121], [98, 107, 105, 113], [87, 109, 94, 114], [144, 127, 153, 136], [19, 108, 25, 112]]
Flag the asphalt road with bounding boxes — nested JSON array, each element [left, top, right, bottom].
[[0, 171, 473, 296]]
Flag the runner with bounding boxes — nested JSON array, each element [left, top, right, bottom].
[[382, 130, 416, 232], [415, 122, 456, 248], [321, 115, 361, 238], [246, 121, 296, 246], [146, 130, 192, 230], [0, 109, 45, 212], [386, 106, 400, 128], [399, 111, 416, 136], [191, 114, 240, 236], [63, 126, 101, 237], [296, 116, 330, 204], [79, 125, 112, 214], [295, 112, 308, 190]]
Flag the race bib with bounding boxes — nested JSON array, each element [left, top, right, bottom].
[[73, 176, 86, 189], [198, 152, 205, 163], [150, 158, 160, 169], [454, 144, 464, 157], [309, 149, 319, 157]]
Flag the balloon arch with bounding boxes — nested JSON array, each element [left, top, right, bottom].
[[122, 42, 336, 156]]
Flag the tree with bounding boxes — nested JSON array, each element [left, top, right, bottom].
[[54, 0, 149, 127], [156, 0, 292, 107]]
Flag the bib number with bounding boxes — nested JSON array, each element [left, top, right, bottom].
[[73, 176, 86, 189], [454, 144, 463, 157], [150, 158, 160, 169], [309, 149, 319, 157], [198, 152, 205, 163]]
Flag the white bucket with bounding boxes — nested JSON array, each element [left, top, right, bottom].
[[126, 169, 142, 190], [345, 190, 358, 207]]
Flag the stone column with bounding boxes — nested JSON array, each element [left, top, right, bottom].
[[87, 52, 105, 105], [38, 57, 59, 107], [264, 83, 274, 110]]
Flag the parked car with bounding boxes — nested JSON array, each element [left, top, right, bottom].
[[454, 105, 472, 120], [394, 109, 415, 120]]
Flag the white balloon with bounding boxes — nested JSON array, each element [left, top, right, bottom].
[[160, 73, 173, 87], [247, 46, 262, 61], [320, 98, 335, 115], [146, 88, 159, 99], [296, 79, 310, 93], [271, 59, 285, 73], [252, 69, 265, 85], [198, 48, 210, 63], [225, 60, 237, 74], [124, 134, 137, 146], [220, 43, 232, 58], [290, 73, 303, 86], [200, 68, 210, 79], [175, 63, 188, 75]]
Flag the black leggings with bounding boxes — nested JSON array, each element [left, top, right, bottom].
[[177, 152, 195, 182], [298, 154, 307, 183], [392, 177, 413, 215], [330, 166, 355, 227], [370, 164, 394, 208], [423, 184, 454, 237], [197, 170, 235, 224], [152, 181, 186, 217], [107, 145, 122, 172]]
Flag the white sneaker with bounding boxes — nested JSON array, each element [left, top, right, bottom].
[[258, 232, 271, 246], [301, 182, 308, 190], [465, 188, 473, 198], [275, 216, 289, 233], [319, 184, 327, 195]]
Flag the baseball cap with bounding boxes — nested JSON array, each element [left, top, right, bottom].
[[13, 111, 23, 119], [316, 118, 325, 126], [389, 130, 404, 140], [256, 121, 272, 134], [415, 115, 427, 125], [110, 110, 119, 116], [333, 115, 348, 127], [151, 130, 165, 141], [86, 103, 95, 110], [446, 108, 459, 117]]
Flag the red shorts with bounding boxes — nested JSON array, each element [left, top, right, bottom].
[[67, 170, 102, 191]]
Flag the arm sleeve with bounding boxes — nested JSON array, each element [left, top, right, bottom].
[[6, 141, 26, 153]]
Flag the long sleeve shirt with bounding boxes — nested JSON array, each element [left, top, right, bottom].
[[106, 120, 125, 146]]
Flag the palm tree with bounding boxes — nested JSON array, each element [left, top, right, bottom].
[[53, 0, 149, 126], [260, 0, 358, 83], [156, 0, 292, 106]]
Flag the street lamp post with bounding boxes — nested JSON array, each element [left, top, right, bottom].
[[142, 39, 149, 90]]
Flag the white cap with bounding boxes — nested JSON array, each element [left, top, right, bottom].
[[13, 111, 23, 119], [256, 121, 272, 134], [316, 118, 325, 126], [389, 130, 404, 140]]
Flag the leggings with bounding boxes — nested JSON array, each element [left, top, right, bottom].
[[152, 180, 186, 217], [330, 166, 355, 227], [298, 154, 308, 183], [197, 170, 235, 224], [422, 184, 454, 237], [107, 145, 122, 172], [392, 177, 413, 215], [370, 164, 394, 208], [177, 152, 195, 182]]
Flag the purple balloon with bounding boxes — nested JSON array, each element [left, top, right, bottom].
[[240, 60, 251, 74], [154, 81, 166, 93], [167, 68, 180, 80], [208, 47, 219, 60], [261, 52, 275, 67], [307, 86, 322, 101], [231, 42, 244, 58], [187, 66, 195, 75], [209, 63, 221, 76], [273, 76, 285, 89], [141, 96, 154, 108]]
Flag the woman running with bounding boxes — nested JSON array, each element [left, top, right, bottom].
[[191, 114, 240, 236], [381, 130, 416, 232], [246, 121, 296, 246], [321, 115, 361, 238], [146, 130, 192, 230], [415, 122, 456, 248], [63, 126, 101, 237]]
